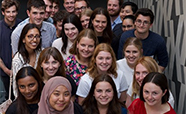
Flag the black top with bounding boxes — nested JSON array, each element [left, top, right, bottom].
[[32, 102, 84, 114], [5, 100, 38, 114]]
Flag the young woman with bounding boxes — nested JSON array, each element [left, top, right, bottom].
[[76, 43, 128, 105], [36, 47, 77, 100], [82, 74, 127, 114], [6, 66, 43, 114], [52, 13, 83, 60], [126, 56, 174, 108], [38, 76, 83, 114], [128, 72, 176, 114], [117, 37, 142, 86], [88, 7, 119, 58], [36, 47, 66, 83], [12, 23, 41, 98], [80, 8, 93, 29], [65, 29, 98, 86]]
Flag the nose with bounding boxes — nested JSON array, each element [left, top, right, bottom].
[[59, 95, 64, 101], [49, 63, 53, 69], [25, 87, 30, 93], [102, 91, 106, 97], [85, 46, 88, 51], [98, 22, 102, 27]]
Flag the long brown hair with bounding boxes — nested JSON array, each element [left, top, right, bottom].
[[36, 47, 66, 81], [82, 74, 126, 114]]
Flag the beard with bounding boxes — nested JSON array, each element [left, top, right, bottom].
[[109, 9, 120, 17]]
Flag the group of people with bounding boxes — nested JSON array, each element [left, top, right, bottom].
[[0, 0, 176, 114]]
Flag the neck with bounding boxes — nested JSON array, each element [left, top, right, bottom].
[[145, 102, 165, 113], [98, 104, 108, 114], [5, 19, 16, 28], [56, 30, 61, 38], [134, 30, 149, 39], [127, 62, 134, 69], [95, 30, 103, 37], [110, 15, 118, 23], [75, 55, 89, 66]]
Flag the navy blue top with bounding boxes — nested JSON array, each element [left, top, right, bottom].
[[118, 29, 168, 67], [0, 18, 21, 76], [121, 106, 128, 114]]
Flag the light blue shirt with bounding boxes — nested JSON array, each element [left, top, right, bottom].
[[111, 15, 122, 29]]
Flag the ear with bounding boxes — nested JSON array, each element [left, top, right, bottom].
[[163, 89, 167, 96], [149, 23, 153, 28], [22, 39, 26, 43], [27, 10, 30, 17], [2, 11, 4, 16], [140, 49, 143, 55]]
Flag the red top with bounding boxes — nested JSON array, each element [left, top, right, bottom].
[[128, 98, 176, 114]]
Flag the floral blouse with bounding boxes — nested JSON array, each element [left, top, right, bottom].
[[65, 55, 88, 86]]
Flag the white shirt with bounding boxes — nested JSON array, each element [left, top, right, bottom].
[[76, 69, 128, 98], [117, 58, 134, 87], [52, 38, 73, 60]]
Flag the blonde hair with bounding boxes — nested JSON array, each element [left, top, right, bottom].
[[131, 56, 160, 100], [88, 43, 117, 78]]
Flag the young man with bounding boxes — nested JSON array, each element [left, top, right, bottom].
[[11, 0, 56, 55], [107, 0, 123, 29], [43, 0, 53, 23], [74, 0, 90, 17], [63, 0, 75, 13], [118, 8, 168, 71], [113, 2, 138, 38], [0, 0, 21, 99]]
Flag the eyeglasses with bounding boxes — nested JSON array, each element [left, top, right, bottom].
[[27, 34, 41, 41], [122, 25, 133, 28], [75, 6, 87, 11], [135, 19, 150, 26]]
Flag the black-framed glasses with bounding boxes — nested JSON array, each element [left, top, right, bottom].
[[27, 34, 41, 41], [122, 25, 133, 28], [75, 6, 87, 11], [135, 19, 150, 26]]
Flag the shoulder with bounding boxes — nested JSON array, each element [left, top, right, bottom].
[[74, 102, 84, 114], [42, 21, 56, 29], [6, 100, 17, 114], [121, 106, 128, 114], [120, 29, 135, 39], [148, 31, 165, 41]]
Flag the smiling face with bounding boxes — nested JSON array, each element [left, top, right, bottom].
[[2, 5, 18, 24], [92, 14, 107, 36], [77, 37, 95, 59], [18, 76, 38, 103], [63, 0, 75, 13], [80, 15, 90, 29], [107, 0, 120, 17], [94, 81, 114, 107], [41, 56, 61, 78], [64, 23, 79, 42], [135, 14, 152, 34], [124, 45, 141, 68], [51, 2, 59, 17], [143, 82, 167, 106], [49, 85, 71, 111], [96, 51, 112, 74], [27, 7, 45, 27], [43, 0, 53, 19], [120, 5, 133, 20], [135, 63, 149, 86], [23, 28, 41, 52]]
